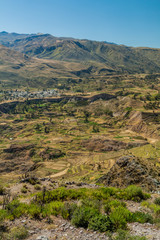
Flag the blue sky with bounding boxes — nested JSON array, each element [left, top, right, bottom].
[[0, 0, 160, 48]]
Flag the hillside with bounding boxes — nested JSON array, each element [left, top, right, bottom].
[[0, 44, 92, 89], [1, 90, 160, 239], [1, 32, 160, 75], [2, 32, 160, 240]]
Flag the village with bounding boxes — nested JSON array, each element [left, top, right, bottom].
[[0, 89, 59, 101]]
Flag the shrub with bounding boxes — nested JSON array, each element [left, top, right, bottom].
[[6, 200, 27, 220], [125, 185, 150, 202], [141, 201, 160, 217], [42, 201, 64, 217], [91, 190, 107, 200], [36, 188, 87, 203], [35, 186, 150, 204], [141, 201, 150, 208], [88, 214, 113, 232], [21, 187, 27, 194], [111, 230, 148, 240], [0, 209, 7, 238], [8, 226, 28, 240], [92, 124, 99, 133], [28, 177, 40, 185], [34, 184, 41, 191], [27, 204, 41, 220], [0, 186, 5, 195], [0, 209, 7, 222], [104, 199, 126, 214], [71, 206, 99, 228], [100, 187, 118, 197], [154, 197, 160, 206], [131, 211, 153, 224], [81, 199, 101, 211], [61, 202, 77, 220], [110, 206, 132, 230]]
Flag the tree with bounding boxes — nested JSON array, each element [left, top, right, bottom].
[[83, 110, 91, 123]]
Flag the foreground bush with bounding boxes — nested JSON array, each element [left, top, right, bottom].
[[131, 211, 153, 224], [88, 214, 113, 232], [6, 226, 28, 240], [35, 186, 150, 204], [0, 186, 152, 234], [27, 204, 41, 220], [124, 185, 150, 202], [71, 206, 99, 228], [141, 201, 160, 217], [109, 206, 132, 230], [42, 201, 64, 217], [104, 199, 126, 214], [154, 197, 160, 206], [61, 202, 77, 220], [6, 200, 27, 220]]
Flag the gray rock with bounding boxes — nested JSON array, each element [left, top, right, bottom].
[[29, 230, 35, 234], [36, 236, 49, 240], [21, 220, 26, 223]]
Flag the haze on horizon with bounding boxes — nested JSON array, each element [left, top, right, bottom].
[[0, 0, 160, 48]]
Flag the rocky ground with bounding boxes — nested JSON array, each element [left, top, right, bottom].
[[8, 217, 109, 240], [6, 216, 160, 240], [129, 223, 160, 240], [2, 181, 160, 240]]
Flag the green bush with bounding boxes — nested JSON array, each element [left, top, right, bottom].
[[21, 187, 27, 194], [6, 200, 27, 220], [104, 199, 126, 214], [88, 214, 113, 232], [71, 206, 99, 228], [100, 187, 118, 198], [0, 209, 7, 222], [110, 206, 132, 230], [91, 190, 107, 200], [0, 209, 7, 239], [42, 201, 64, 217], [125, 185, 150, 202], [35, 186, 150, 204], [61, 202, 77, 220], [154, 197, 160, 206], [8, 226, 28, 240], [80, 199, 101, 211], [131, 211, 153, 224], [27, 204, 41, 219], [141, 201, 160, 217]]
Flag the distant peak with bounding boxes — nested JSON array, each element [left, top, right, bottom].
[[0, 31, 8, 34], [102, 41, 117, 45]]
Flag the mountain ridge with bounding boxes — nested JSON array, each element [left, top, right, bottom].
[[1, 31, 160, 89], [1, 31, 160, 74]]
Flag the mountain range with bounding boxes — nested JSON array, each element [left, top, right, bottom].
[[0, 31, 160, 89]]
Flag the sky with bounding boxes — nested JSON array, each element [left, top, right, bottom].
[[0, 0, 160, 48]]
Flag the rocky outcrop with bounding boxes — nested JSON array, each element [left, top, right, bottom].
[[97, 155, 160, 190]]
